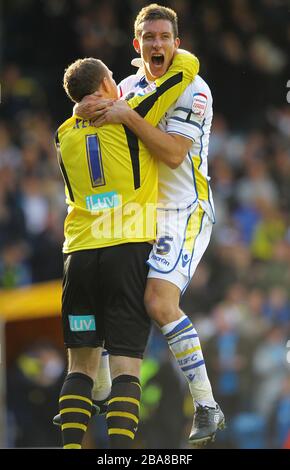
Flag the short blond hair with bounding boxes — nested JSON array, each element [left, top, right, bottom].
[[134, 3, 178, 39]]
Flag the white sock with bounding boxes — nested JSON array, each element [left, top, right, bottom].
[[161, 315, 216, 407], [92, 349, 111, 402]]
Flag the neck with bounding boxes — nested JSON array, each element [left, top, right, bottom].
[[144, 69, 155, 82], [100, 91, 110, 99]]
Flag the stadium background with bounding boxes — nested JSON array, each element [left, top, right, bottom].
[[0, 0, 290, 449]]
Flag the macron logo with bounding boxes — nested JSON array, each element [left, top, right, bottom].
[[152, 254, 170, 266], [188, 374, 195, 382], [181, 253, 190, 268], [69, 315, 96, 332]]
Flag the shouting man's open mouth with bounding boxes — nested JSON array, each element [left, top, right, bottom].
[[151, 53, 165, 67]]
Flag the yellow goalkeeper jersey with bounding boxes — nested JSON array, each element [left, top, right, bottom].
[[56, 53, 199, 252]]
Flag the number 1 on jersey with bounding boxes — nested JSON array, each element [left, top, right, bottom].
[[86, 134, 106, 187]]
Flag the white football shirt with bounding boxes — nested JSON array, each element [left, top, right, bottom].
[[118, 72, 215, 222]]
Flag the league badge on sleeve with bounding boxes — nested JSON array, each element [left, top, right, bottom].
[[192, 93, 207, 117]]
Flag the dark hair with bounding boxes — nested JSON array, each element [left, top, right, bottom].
[[63, 58, 107, 103], [134, 3, 178, 39]]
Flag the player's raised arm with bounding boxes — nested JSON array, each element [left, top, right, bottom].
[[92, 52, 199, 169], [104, 52, 198, 169], [127, 52, 199, 126]]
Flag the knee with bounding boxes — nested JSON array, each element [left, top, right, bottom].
[[144, 290, 160, 318], [110, 356, 141, 381], [144, 289, 170, 325], [68, 348, 100, 380]]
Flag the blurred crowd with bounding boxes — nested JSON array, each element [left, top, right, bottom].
[[1, 0, 290, 449]]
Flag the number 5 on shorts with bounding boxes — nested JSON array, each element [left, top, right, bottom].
[[156, 236, 173, 255]]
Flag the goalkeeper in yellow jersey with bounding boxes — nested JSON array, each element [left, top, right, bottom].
[[55, 52, 199, 449]]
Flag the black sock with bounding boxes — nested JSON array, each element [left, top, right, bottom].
[[106, 375, 141, 449], [59, 372, 93, 449]]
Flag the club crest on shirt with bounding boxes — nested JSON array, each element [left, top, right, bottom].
[[192, 92, 207, 117]]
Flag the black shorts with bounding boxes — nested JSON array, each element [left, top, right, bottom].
[[62, 242, 152, 359]]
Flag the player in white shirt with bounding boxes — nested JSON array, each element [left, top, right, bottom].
[[118, 70, 215, 294], [75, 4, 225, 447]]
